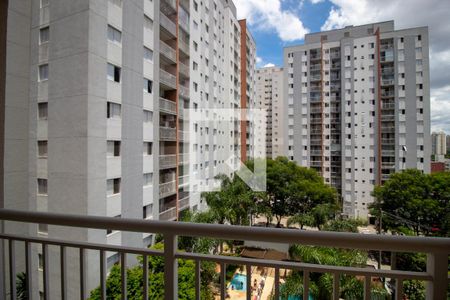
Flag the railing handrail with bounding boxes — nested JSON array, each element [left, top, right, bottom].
[[0, 209, 449, 253]]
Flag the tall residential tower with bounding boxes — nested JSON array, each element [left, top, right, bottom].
[[255, 66, 285, 158], [284, 21, 430, 218], [1, 0, 255, 297]]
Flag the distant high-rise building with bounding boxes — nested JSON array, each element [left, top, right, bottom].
[[431, 131, 447, 160], [283, 21, 430, 218], [255, 67, 285, 158], [1, 0, 255, 297]]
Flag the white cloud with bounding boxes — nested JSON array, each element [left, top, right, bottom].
[[431, 85, 450, 133], [234, 0, 309, 42], [263, 63, 276, 68], [320, 0, 450, 133], [256, 56, 263, 64], [310, 0, 324, 3]]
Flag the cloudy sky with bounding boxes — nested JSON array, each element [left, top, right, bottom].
[[234, 0, 450, 133]]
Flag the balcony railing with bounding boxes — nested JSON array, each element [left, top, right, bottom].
[[179, 62, 189, 78], [160, 154, 177, 169], [179, 39, 190, 56], [159, 180, 176, 198], [0, 209, 449, 300], [159, 97, 177, 115], [179, 85, 190, 99], [179, 130, 189, 142], [178, 174, 189, 186], [179, 196, 189, 210], [159, 206, 177, 221], [160, 126, 177, 141], [178, 153, 189, 165], [160, 69, 177, 89], [160, 41, 177, 62], [160, 12, 176, 36]]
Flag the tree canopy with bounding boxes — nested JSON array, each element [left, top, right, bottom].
[[371, 169, 450, 236], [88, 242, 214, 300]]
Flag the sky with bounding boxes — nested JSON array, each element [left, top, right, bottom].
[[234, 0, 450, 133]]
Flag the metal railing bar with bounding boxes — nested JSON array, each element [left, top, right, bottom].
[[60, 245, 67, 300], [42, 243, 49, 300], [195, 260, 200, 300], [246, 264, 251, 300], [395, 279, 403, 300], [364, 276, 371, 300], [143, 255, 148, 300], [332, 273, 339, 300], [100, 250, 106, 300], [220, 262, 225, 300], [121, 252, 127, 300], [0, 209, 448, 253], [274, 268, 280, 300], [80, 248, 86, 300], [25, 241, 32, 300], [0, 233, 163, 257], [164, 234, 177, 300], [175, 252, 432, 280], [9, 239, 16, 300], [303, 270, 309, 300]]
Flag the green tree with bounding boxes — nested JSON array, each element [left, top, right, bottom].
[[371, 169, 450, 236], [201, 174, 256, 226], [323, 218, 366, 233], [16, 272, 27, 300], [258, 157, 338, 227], [89, 242, 214, 300], [288, 245, 388, 299]]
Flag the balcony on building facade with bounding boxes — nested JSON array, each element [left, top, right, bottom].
[[179, 38, 190, 56], [160, 12, 177, 37], [161, 0, 177, 14], [178, 174, 189, 187], [179, 85, 190, 99], [310, 95, 321, 102], [160, 126, 177, 141], [381, 138, 395, 144], [382, 102, 395, 110], [309, 64, 321, 72], [381, 149, 396, 156], [381, 90, 395, 98], [381, 114, 395, 122], [179, 62, 190, 78], [159, 206, 177, 221], [330, 51, 340, 59], [160, 154, 177, 169], [178, 130, 189, 142], [331, 63, 341, 69], [310, 149, 322, 156], [0, 209, 448, 300], [160, 40, 177, 63], [178, 153, 189, 165], [381, 77, 395, 86], [160, 69, 177, 89], [310, 53, 322, 61], [310, 74, 321, 82], [330, 84, 341, 91], [159, 180, 177, 198], [179, 195, 190, 211], [160, 97, 177, 115], [310, 160, 322, 167], [310, 117, 322, 124]]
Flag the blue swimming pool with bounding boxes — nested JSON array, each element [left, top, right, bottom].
[[229, 273, 247, 291]]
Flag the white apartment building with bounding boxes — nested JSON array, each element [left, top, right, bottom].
[[1, 0, 255, 297], [283, 21, 430, 218], [255, 67, 285, 158], [431, 131, 447, 161]]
